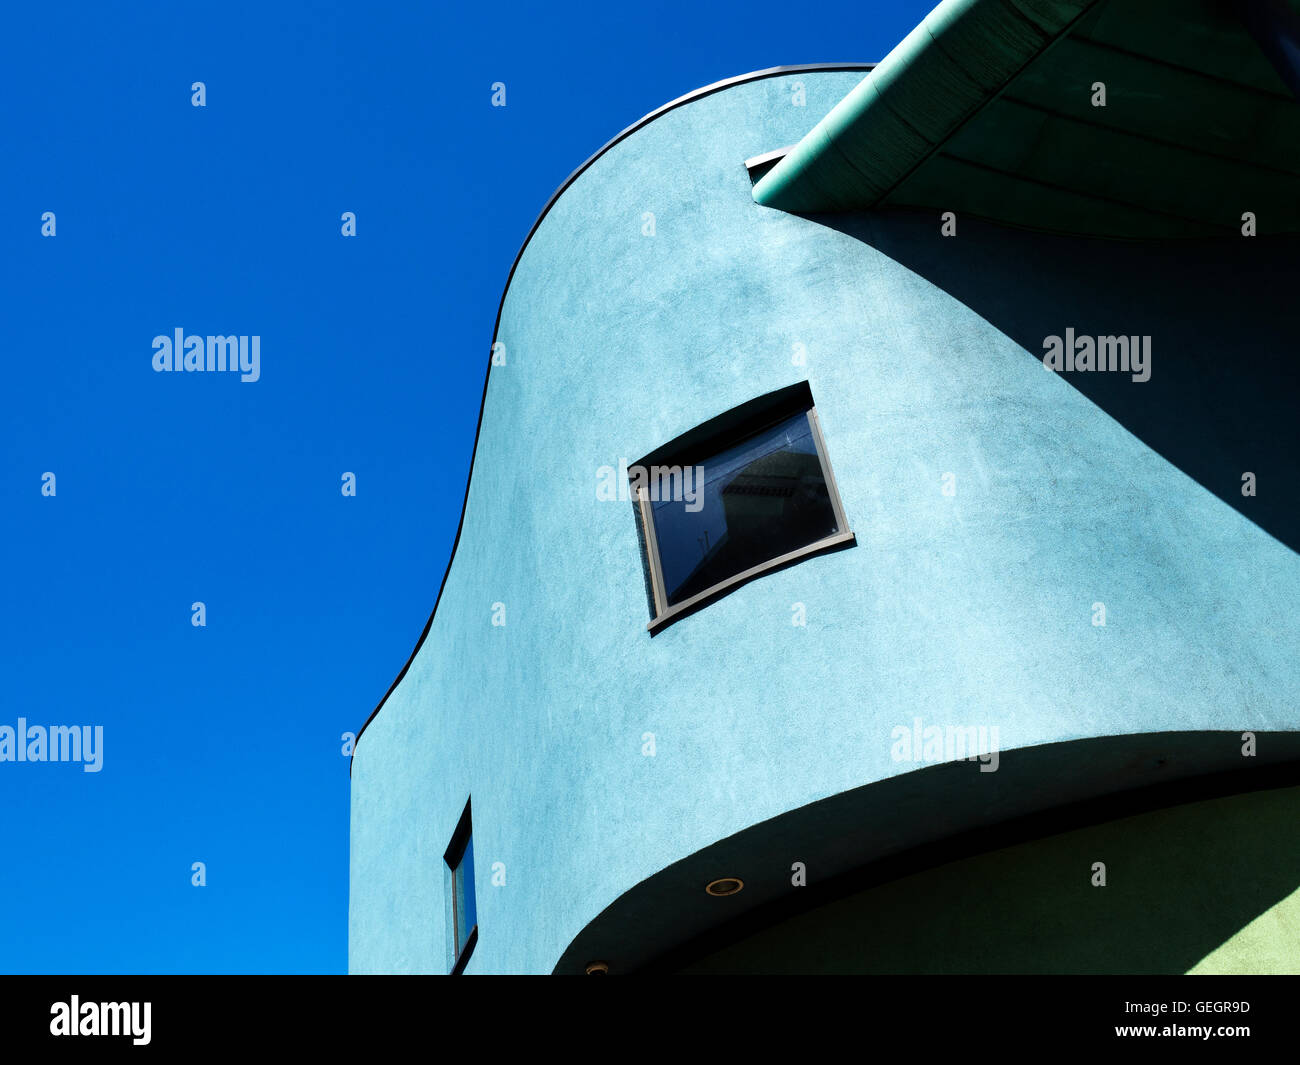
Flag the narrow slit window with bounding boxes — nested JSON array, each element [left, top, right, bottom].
[[632, 382, 852, 632], [443, 799, 477, 974]]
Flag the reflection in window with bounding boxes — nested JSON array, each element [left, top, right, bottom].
[[651, 412, 840, 605], [451, 837, 476, 954], [633, 387, 851, 631]]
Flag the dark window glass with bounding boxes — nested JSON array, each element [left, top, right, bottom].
[[450, 835, 476, 959], [648, 411, 841, 607], [444, 802, 477, 973]]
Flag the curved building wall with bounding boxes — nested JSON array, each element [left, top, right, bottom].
[[680, 784, 1300, 975], [348, 68, 1300, 974]]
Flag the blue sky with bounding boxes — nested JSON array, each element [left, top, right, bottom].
[[0, 0, 929, 973]]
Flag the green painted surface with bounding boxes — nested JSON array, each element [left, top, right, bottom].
[[753, 0, 1100, 212], [754, 0, 1300, 237], [681, 785, 1300, 974], [1190, 887, 1300, 975]]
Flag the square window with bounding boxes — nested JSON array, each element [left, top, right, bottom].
[[443, 799, 477, 974], [632, 382, 852, 632]]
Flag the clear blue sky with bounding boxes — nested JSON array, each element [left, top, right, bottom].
[[0, 0, 929, 974]]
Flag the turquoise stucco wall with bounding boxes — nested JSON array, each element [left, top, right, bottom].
[[348, 69, 1300, 974]]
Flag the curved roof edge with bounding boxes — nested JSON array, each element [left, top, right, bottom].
[[350, 62, 876, 771], [752, 0, 1099, 212]]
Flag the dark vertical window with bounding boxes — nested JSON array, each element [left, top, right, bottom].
[[443, 799, 477, 974]]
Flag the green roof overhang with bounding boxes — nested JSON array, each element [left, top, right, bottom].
[[753, 0, 1300, 238]]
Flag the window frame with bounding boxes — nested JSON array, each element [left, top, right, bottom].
[[443, 797, 478, 975], [633, 384, 854, 634]]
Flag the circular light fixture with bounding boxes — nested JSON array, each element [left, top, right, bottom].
[[585, 961, 610, 975], [705, 877, 745, 897]]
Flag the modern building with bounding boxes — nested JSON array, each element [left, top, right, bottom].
[[349, 0, 1300, 974]]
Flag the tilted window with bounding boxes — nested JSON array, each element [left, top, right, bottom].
[[632, 382, 853, 633]]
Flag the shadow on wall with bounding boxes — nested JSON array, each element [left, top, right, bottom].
[[681, 783, 1300, 975], [817, 209, 1300, 555], [557, 736, 1300, 975]]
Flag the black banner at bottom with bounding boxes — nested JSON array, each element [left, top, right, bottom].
[[1, 974, 1293, 1053]]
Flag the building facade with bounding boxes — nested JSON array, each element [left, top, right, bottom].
[[350, 0, 1300, 974]]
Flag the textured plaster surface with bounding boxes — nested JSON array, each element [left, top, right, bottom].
[[349, 70, 1300, 974]]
